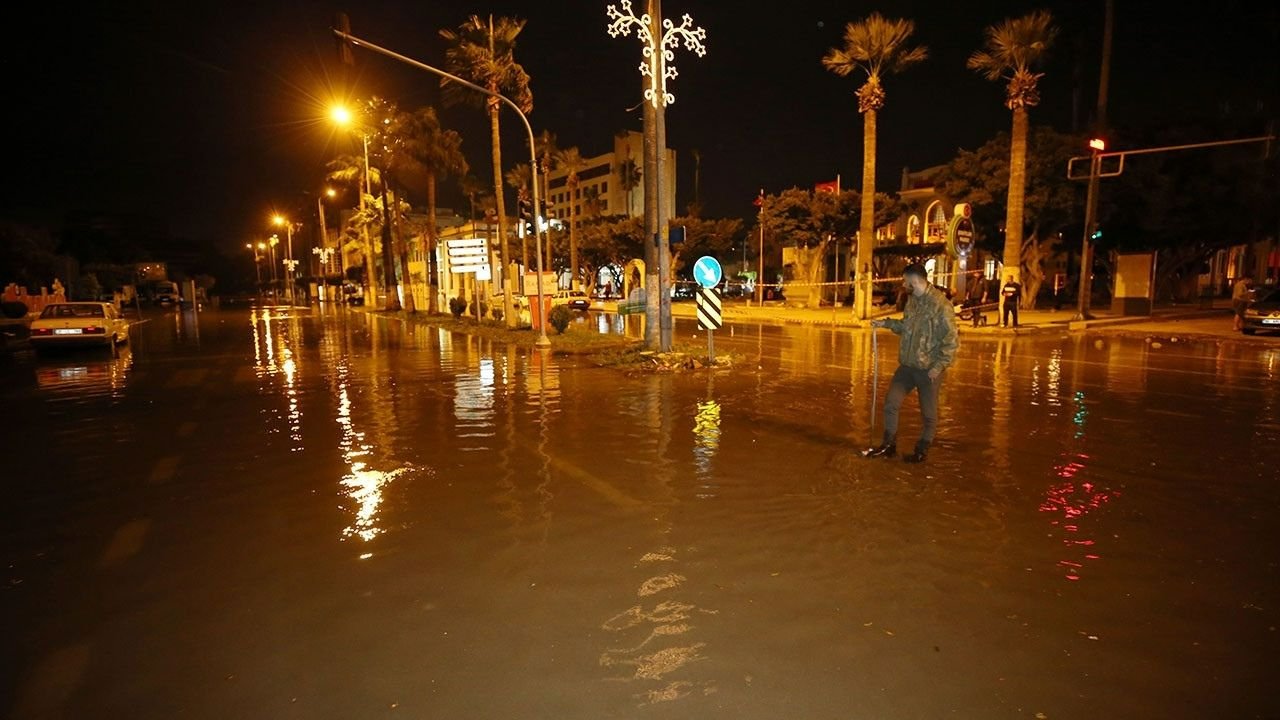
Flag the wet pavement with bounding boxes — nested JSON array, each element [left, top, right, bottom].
[[2, 305, 1278, 719]]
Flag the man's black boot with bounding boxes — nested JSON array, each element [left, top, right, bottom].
[[862, 442, 896, 459], [903, 447, 928, 463]]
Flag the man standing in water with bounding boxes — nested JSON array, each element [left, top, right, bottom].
[[864, 263, 959, 463]]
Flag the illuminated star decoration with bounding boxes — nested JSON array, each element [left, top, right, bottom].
[[607, 0, 707, 107]]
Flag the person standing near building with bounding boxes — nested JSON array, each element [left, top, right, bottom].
[[1232, 276, 1252, 331], [864, 263, 960, 464], [1000, 274, 1022, 328]]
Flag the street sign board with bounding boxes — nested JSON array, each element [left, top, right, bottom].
[[946, 216, 975, 257], [522, 272, 557, 296], [696, 287, 722, 330], [693, 255, 723, 289], [447, 237, 490, 273]]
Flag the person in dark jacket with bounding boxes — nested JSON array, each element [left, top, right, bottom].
[[1000, 275, 1022, 328], [865, 263, 960, 463]]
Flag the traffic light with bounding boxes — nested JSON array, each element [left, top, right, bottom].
[[335, 13, 355, 66], [1090, 228, 1102, 241]]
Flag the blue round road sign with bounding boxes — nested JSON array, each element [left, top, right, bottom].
[[693, 256, 723, 288]]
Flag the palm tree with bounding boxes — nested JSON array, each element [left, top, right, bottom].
[[441, 15, 533, 325], [389, 107, 468, 313], [823, 13, 927, 319], [968, 10, 1057, 293], [555, 146, 586, 290], [618, 156, 641, 216], [582, 186, 603, 220], [355, 96, 404, 311], [326, 154, 384, 302], [533, 129, 558, 270], [504, 162, 535, 267]]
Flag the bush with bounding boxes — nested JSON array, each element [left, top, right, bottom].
[[1, 301, 28, 319], [469, 300, 489, 318], [548, 304, 573, 334], [449, 296, 467, 318], [491, 306, 504, 322]]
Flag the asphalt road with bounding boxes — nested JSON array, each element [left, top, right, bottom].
[[2, 305, 1277, 718]]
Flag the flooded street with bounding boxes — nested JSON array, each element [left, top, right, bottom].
[[3, 306, 1278, 718]]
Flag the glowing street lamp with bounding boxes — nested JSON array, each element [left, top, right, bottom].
[[246, 243, 263, 286], [272, 214, 298, 304]]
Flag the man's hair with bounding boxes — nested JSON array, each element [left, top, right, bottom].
[[903, 263, 927, 279]]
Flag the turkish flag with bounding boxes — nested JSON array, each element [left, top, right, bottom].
[[814, 180, 839, 194], [753, 193, 764, 208]]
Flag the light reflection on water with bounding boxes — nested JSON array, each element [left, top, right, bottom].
[[249, 308, 304, 451], [334, 362, 410, 549]]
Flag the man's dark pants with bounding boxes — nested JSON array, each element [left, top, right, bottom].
[[882, 365, 943, 453], [1002, 302, 1019, 327]]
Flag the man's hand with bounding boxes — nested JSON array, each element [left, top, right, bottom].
[[927, 367, 941, 381]]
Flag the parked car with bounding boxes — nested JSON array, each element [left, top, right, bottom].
[[551, 290, 591, 311], [1242, 286, 1280, 335], [29, 302, 130, 350]]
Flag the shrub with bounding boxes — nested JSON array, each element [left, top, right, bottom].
[[548, 304, 573, 334], [449, 296, 467, 318], [1, 301, 28, 319], [469, 300, 489, 318]]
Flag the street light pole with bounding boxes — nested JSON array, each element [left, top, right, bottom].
[[332, 23, 551, 346]]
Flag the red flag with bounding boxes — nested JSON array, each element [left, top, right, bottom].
[[753, 189, 764, 208], [814, 179, 839, 194]]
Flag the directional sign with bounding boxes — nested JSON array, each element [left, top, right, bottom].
[[447, 237, 490, 273], [696, 287, 722, 330], [693, 255, 723, 289]]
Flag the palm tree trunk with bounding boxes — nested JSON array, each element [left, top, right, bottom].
[[427, 172, 440, 313], [489, 101, 515, 326], [1004, 106, 1029, 296], [393, 188, 416, 314], [856, 107, 877, 319], [378, 173, 401, 311], [569, 182, 579, 291]]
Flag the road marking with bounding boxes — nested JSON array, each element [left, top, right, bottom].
[[164, 368, 208, 389], [10, 643, 91, 720], [147, 456, 181, 484], [176, 422, 198, 438], [99, 519, 151, 568]]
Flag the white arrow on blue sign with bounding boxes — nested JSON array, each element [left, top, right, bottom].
[[693, 255, 723, 289]]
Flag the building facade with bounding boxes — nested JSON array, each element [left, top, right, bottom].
[[543, 131, 677, 222]]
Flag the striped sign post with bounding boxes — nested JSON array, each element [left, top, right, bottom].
[[696, 286, 722, 362]]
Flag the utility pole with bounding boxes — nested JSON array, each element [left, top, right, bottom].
[[607, 0, 705, 352], [1075, 0, 1113, 321]]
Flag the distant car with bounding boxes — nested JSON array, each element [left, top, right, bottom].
[[153, 281, 182, 306], [29, 302, 130, 350], [551, 290, 591, 311], [1241, 286, 1280, 335]]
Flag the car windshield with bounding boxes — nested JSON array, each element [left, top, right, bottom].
[[40, 304, 105, 319], [1256, 287, 1280, 304]]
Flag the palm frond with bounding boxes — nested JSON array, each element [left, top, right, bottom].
[[823, 13, 926, 83], [971, 10, 1057, 78]]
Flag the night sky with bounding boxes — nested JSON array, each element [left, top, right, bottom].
[[5, 1, 1276, 263]]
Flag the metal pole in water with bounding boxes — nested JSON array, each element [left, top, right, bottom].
[[869, 327, 878, 441]]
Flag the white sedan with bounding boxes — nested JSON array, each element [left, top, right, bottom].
[[29, 302, 131, 349]]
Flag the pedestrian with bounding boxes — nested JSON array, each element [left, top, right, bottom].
[[864, 263, 960, 464], [1000, 274, 1022, 328], [964, 272, 987, 327], [1231, 276, 1252, 331]]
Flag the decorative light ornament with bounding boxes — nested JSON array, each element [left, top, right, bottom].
[[607, 0, 707, 108]]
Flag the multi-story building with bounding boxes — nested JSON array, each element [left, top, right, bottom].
[[543, 131, 677, 222]]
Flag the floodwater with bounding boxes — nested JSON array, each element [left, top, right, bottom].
[[2, 305, 1278, 719]]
